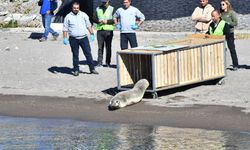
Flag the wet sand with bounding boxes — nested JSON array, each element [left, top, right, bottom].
[[0, 94, 249, 132]]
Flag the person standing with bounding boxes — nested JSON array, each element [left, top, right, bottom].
[[220, 0, 239, 70], [113, 0, 145, 50], [191, 0, 214, 33], [93, 0, 115, 67], [38, 0, 59, 42], [63, 2, 98, 76], [206, 10, 239, 70]]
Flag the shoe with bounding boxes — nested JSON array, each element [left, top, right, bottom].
[[96, 63, 103, 67], [106, 64, 111, 68], [90, 70, 99, 74], [53, 33, 59, 40], [72, 70, 79, 76], [232, 66, 238, 71], [39, 37, 47, 42]]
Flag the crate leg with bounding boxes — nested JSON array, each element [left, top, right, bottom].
[[152, 92, 158, 99]]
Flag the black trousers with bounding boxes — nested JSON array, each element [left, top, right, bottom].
[[97, 30, 113, 65], [69, 36, 95, 71], [226, 32, 239, 67], [120, 33, 138, 50]]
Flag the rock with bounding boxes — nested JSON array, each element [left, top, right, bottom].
[[0, 11, 8, 16], [4, 47, 10, 51], [12, 13, 23, 20], [18, 14, 36, 25], [3, 16, 12, 22]]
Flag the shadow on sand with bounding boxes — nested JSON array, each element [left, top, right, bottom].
[[28, 32, 43, 40], [79, 60, 117, 68], [103, 79, 222, 99]]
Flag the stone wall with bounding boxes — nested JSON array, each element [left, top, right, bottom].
[[93, 0, 250, 31]]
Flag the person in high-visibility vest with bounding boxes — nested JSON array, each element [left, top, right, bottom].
[[92, 0, 115, 67], [207, 10, 239, 71]]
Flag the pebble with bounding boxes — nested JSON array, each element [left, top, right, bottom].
[[4, 47, 10, 51]]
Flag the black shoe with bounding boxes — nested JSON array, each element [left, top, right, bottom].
[[90, 70, 99, 74], [106, 63, 111, 68], [39, 37, 47, 42], [72, 70, 79, 76], [52, 33, 59, 40], [232, 66, 238, 71]]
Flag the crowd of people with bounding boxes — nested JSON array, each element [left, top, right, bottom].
[[38, 0, 239, 76]]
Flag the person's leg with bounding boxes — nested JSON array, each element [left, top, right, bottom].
[[79, 37, 96, 72], [46, 14, 59, 38], [105, 31, 113, 65], [42, 15, 45, 28], [127, 33, 138, 48], [120, 33, 128, 50], [227, 33, 239, 68], [42, 14, 51, 40], [97, 30, 105, 66], [69, 37, 80, 72]]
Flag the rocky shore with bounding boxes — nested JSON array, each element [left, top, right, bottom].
[[1, 0, 250, 31]]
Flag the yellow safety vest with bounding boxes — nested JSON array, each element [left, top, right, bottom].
[[209, 20, 226, 35], [96, 6, 114, 31]]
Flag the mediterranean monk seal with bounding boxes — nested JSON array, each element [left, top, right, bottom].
[[108, 79, 149, 110]]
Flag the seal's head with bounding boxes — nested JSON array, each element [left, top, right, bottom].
[[108, 94, 128, 110], [108, 98, 121, 110]]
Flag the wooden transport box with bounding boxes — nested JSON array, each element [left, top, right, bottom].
[[116, 34, 226, 98]]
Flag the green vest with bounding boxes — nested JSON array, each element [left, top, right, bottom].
[[209, 20, 226, 35], [96, 6, 114, 31]]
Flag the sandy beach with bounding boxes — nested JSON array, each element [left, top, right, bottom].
[[0, 28, 250, 129]]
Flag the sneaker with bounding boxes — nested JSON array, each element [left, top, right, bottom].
[[52, 33, 59, 40], [90, 70, 99, 74], [72, 70, 79, 76], [39, 37, 47, 42]]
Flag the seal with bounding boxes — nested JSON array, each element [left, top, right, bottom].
[[108, 79, 149, 110]]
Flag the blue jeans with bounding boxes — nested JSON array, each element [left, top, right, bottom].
[[42, 14, 58, 39], [69, 36, 95, 71]]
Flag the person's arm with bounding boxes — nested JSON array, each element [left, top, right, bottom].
[[135, 8, 145, 26], [87, 27, 94, 35], [223, 23, 231, 37], [199, 7, 214, 23], [62, 16, 69, 38], [192, 7, 214, 23], [228, 11, 238, 27], [62, 16, 69, 45], [113, 9, 120, 25], [92, 9, 100, 24], [191, 7, 202, 21]]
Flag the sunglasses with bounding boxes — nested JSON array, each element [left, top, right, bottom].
[[221, 3, 226, 6]]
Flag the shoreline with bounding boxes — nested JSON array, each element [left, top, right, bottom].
[[0, 94, 249, 132]]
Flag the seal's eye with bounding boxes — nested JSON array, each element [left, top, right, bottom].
[[115, 100, 120, 105]]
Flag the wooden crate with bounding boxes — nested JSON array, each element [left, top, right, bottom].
[[116, 34, 226, 96]]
